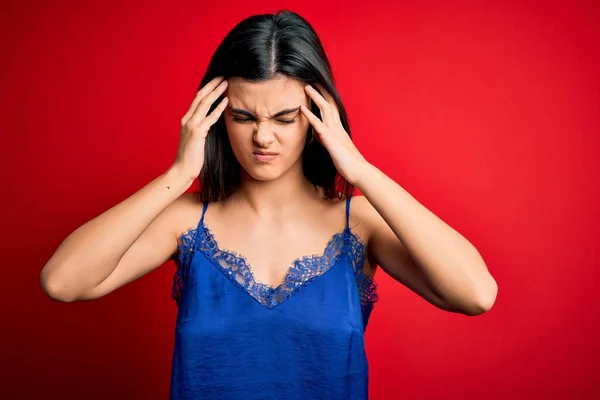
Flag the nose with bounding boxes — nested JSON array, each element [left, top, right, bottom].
[[253, 122, 275, 148]]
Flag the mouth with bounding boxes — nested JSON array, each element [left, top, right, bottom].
[[252, 151, 279, 162]]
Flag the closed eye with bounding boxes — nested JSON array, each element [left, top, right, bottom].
[[232, 117, 295, 125]]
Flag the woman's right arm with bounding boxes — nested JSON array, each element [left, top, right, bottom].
[[40, 167, 194, 302], [41, 75, 230, 302]]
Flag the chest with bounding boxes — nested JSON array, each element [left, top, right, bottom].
[[172, 214, 378, 330], [202, 222, 349, 288]]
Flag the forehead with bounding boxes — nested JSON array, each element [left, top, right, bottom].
[[226, 76, 307, 112]]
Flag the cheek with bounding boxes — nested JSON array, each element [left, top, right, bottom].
[[224, 120, 251, 143], [283, 123, 309, 147]]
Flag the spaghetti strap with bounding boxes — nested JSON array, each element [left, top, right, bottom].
[[345, 196, 351, 229], [200, 201, 209, 226]]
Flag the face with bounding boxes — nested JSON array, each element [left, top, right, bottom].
[[223, 75, 311, 181]]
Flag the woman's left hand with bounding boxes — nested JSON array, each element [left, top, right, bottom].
[[300, 84, 370, 186]]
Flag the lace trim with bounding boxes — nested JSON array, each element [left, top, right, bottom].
[[172, 223, 379, 325], [202, 224, 347, 308], [345, 229, 380, 328], [171, 227, 196, 306]]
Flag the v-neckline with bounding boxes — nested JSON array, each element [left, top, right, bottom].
[[195, 220, 361, 309], [205, 222, 349, 284]]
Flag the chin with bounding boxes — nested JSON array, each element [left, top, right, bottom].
[[242, 168, 284, 182], [236, 158, 277, 180], [250, 171, 282, 181]]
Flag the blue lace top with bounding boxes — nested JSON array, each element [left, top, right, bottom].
[[170, 196, 379, 399]]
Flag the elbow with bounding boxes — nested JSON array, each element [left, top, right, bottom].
[[465, 277, 498, 316], [40, 269, 78, 303]]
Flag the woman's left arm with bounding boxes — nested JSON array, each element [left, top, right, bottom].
[[300, 83, 498, 316], [353, 163, 498, 316]]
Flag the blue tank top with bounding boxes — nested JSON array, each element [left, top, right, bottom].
[[170, 196, 379, 399]]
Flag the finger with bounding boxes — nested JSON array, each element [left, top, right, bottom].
[[181, 76, 225, 125], [198, 96, 228, 134], [314, 83, 340, 121], [181, 76, 224, 125], [300, 104, 328, 136], [304, 84, 334, 125], [189, 79, 229, 127], [313, 83, 335, 105]]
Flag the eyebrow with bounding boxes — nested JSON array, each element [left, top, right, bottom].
[[227, 106, 301, 118]]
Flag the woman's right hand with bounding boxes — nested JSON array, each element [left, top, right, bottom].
[[171, 76, 229, 181]]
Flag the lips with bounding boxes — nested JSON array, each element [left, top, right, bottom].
[[253, 152, 278, 162]]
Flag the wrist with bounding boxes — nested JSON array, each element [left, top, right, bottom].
[[352, 161, 377, 188], [164, 165, 196, 187]]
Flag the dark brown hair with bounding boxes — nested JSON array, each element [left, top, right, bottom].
[[196, 10, 355, 202]]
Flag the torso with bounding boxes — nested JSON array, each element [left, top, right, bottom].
[[169, 191, 379, 398], [173, 191, 376, 289]]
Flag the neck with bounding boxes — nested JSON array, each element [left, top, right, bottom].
[[230, 161, 321, 218]]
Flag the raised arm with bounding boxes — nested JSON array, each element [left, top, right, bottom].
[[40, 75, 230, 302], [40, 167, 194, 302]]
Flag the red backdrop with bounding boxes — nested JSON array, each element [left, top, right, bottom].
[[2, 0, 598, 398]]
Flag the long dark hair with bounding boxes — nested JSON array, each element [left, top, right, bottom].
[[196, 10, 355, 202]]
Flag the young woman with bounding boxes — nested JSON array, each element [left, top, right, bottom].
[[41, 10, 497, 400]]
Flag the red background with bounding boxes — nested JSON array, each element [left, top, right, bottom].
[[2, 0, 599, 398]]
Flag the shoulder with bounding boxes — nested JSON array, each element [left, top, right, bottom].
[[168, 191, 207, 238], [171, 191, 203, 215], [346, 194, 379, 244]]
